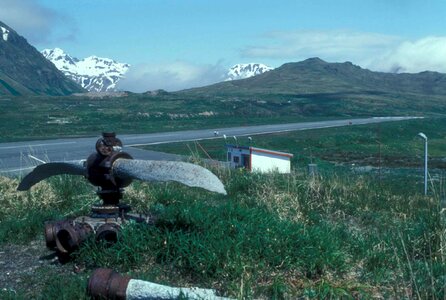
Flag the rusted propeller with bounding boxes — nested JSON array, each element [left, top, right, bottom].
[[17, 133, 226, 195], [18, 159, 226, 195], [16, 133, 226, 256]]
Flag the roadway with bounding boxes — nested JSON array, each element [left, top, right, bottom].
[[0, 116, 417, 177]]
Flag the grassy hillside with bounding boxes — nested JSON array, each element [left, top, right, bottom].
[[0, 91, 444, 143], [183, 58, 446, 96], [0, 93, 346, 142], [0, 21, 84, 96]]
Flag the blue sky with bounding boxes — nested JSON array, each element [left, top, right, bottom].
[[2, 0, 446, 91]]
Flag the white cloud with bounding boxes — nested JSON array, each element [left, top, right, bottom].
[[242, 29, 446, 74], [117, 61, 227, 92], [369, 36, 446, 73], [242, 30, 401, 64], [0, 0, 76, 44]]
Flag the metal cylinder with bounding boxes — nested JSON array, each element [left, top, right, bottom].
[[95, 223, 121, 244], [44, 220, 70, 249], [88, 268, 231, 300], [88, 268, 130, 300], [55, 222, 94, 253]]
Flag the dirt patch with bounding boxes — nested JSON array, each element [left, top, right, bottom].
[[0, 239, 73, 295]]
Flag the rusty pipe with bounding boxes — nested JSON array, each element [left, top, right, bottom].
[[95, 223, 121, 244], [55, 222, 94, 253], [88, 269, 130, 300], [88, 268, 231, 300], [46, 215, 147, 255], [44, 220, 72, 249]]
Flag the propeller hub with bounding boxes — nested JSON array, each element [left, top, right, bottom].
[[86, 133, 133, 205]]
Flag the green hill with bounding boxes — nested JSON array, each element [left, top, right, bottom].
[[176, 58, 446, 117], [183, 57, 446, 96], [0, 21, 84, 96]]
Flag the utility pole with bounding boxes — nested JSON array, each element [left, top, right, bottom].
[[417, 132, 428, 195]]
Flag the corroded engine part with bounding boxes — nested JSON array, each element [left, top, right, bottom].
[[88, 268, 130, 300], [46, 213, 155, 254], [95, 223, 121, 244], [86, 132, 133, 205], [44, 220, 72, 249], [87, 268, 232, 300], [56, 221, 94, 253], [17, 132, 226, 257]]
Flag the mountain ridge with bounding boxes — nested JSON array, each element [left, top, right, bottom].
[[41, 48, 130, 92], [0, 21, 84, 96], [181, 57, 446, 96]]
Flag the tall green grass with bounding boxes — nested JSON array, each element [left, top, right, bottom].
[[0, 175, 94, 243], [1, 163, 444, 298], [77, 170, 446, 298]]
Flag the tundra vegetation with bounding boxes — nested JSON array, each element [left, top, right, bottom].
[[0, 118, 445, 299], [1, 86, 444, 143]]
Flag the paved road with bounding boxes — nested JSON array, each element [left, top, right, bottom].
[[0, 117, 417, 177]]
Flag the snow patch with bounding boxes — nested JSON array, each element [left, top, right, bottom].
[[226, 63, 273, 81], [1, 26, 9, 41]]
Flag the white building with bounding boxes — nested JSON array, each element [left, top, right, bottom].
[[225, 144, 293, 173]]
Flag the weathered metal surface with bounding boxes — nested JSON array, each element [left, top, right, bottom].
[[95, 132, 123, 156], [88, 268, 130, 300], [44, 220, 72, 249], [88, 268, 232, 300], [17, 160, 86, 191], [17, 135, 226, 196], [127, 280, 230, 300], [95, 223, 121, 244], [86, 151, 133, 192], [46, 213, 156, 254], [16, 133, 226, 258], [113, 159, 227, 195], [55, 221, 94, 253]]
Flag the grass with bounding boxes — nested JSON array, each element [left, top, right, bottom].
[[1, 165, 444, 298], [0, 88, 442, 143], [0, 175, 95, 243], [0, 93, 343, 142], [142, 116, 446, 170], [0, 117, 445, 299]]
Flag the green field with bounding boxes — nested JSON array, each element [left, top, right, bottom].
[[0, 117, 445, 299], [142, 116, 446, 168], [0, 89, 443, 143], [0, 93, 335, 142]]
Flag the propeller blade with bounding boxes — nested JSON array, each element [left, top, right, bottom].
[[113, 159, 227, 195], [17, 161, 86, 191]]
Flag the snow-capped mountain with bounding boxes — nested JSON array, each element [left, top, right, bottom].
[[226, 63, 273, 81], [41, 48, 130, 92]]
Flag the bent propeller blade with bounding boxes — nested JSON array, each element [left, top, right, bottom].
[[17, 161, 86, 191], [113, 159, 227, 195]]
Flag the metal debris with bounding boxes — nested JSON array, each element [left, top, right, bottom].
[[15, 132, 227, 256], [113, 159, 227, 195], [88, 268, 232, 300], [17, 161, 85, 191]]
